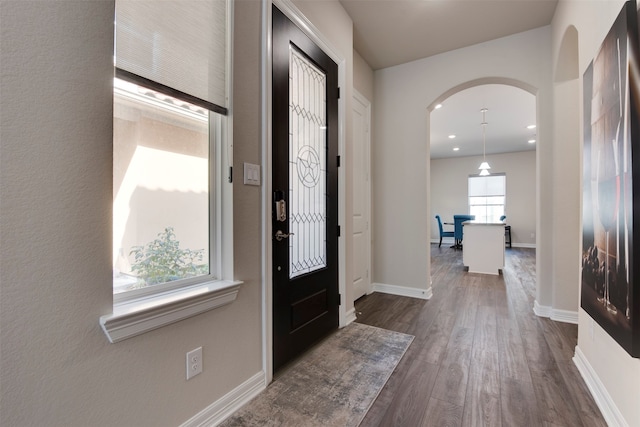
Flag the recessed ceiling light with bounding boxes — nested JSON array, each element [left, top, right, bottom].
[[453, 147, 460, 151], [528, 139, 536, 144], [527, 124, 536, 129], [435, 104, 443, 110], [448, 134, 456, 139]]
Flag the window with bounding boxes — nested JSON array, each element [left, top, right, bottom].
[[468, 174, 506, 222], [112, 78, 218, 300], [101, 0, 237, 343]]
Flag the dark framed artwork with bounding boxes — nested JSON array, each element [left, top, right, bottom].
[[582, 0, 640, 357]]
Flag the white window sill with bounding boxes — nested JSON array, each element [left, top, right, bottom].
[[100, 280, 242, 343]]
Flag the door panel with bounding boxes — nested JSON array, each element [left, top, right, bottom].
[[272, 6, 339, 372], [352, 93, 371, 300]]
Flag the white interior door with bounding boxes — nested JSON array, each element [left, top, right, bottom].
[[352, 90, 371, 301]]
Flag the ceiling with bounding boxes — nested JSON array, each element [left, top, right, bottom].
[[339, 0, 558, 71], [337, 0, 557, 159]]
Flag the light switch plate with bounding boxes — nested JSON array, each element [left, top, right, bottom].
[[243, 162, 261, 186]]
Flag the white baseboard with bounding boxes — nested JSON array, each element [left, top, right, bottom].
[[429, 239, 535, 249], [533, 300, 552, 317], [181, 371, 266, 427], [573, 346, 628, 427], [550, 308, 579, 324], [533, 300, 578, 324], [344, 307, 357, 326], [511, 243, 536, 248], [372, 282, 432, 300]]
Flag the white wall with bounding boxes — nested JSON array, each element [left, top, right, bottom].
[[430, 151, 536, 246], [373, 26, 553, 294], [0, 1, 264, 425], [552, 1, 640, 425]]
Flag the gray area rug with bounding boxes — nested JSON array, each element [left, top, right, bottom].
[[221, 322, 414, 426]]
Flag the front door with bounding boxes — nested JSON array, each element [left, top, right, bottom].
[[272, 6, 340, 372]]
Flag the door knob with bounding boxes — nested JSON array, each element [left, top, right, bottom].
[[274, 230, 294, 241]]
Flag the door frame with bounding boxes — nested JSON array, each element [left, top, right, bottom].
[[261, 0, 347, 383]]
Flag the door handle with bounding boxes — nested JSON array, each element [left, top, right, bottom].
[[274, 230, 295, 241]]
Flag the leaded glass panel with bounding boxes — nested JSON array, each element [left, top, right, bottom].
[[289, 46, 327, 278]]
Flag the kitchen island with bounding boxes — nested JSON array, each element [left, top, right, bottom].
[[462, 220, 505, 275]]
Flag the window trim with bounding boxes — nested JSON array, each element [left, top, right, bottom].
[[101, 280, 241, 343]]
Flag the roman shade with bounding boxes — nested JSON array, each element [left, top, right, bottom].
[[115, 0, 228, 114], [468, 173, 506, 197]]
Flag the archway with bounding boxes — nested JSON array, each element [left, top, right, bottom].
[[427, 78, 540, 304]]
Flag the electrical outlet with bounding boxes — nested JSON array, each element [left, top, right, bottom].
[[186, 347, 203, 380]]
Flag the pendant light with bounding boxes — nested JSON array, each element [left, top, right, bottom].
[[478, 108, 491, 176]]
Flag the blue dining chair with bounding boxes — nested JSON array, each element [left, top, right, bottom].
[[435, 215, 454, 248]]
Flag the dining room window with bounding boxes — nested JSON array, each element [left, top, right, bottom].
[[468, 173, 506, 222]]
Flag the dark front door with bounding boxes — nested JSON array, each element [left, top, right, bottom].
[[272, 6, 339, 371]]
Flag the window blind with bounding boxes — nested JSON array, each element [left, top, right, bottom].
[[469, 174, 506, 196], [115, 0, 227, 114]]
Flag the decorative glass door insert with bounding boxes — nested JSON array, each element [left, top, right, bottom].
[[289, 45, 327, 278]]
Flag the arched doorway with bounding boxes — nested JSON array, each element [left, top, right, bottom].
[[427, 78, 539, 299]]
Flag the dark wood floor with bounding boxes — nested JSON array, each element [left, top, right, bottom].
[[356, 245, 606, 427]]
